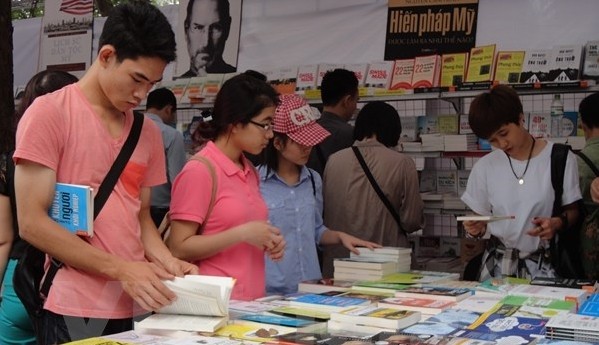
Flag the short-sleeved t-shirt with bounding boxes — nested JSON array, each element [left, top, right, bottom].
[[169, 142, 269, 300], [13, 84, 166, 319]]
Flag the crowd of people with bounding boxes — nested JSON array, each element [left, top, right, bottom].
[[1, 1, 598, 343]]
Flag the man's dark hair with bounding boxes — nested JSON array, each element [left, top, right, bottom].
[[579, 92, 599, 129], [146, 88, 177, 111], [184, 0, 231, 31], [354, 101, 402, 147], [99, 2, 176, 63], [468, 85, 523, 139], [321, 68, 358, 106], [244, 70, 267, 82]]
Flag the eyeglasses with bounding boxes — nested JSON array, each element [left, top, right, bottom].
[[249, 120, 273, 131]]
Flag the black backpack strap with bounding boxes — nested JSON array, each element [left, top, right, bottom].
[[550, 143, 570, 216], [577, 151, 599, 177], [352, 146, 406, 236], [40, 111, 144, 298]]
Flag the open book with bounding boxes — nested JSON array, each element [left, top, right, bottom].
[[456, 215, 515, 222], [135, 275, 235, 332]]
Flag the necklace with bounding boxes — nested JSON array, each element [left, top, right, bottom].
[[505, 136, 535, 185]]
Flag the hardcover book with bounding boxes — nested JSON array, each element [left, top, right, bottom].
[[493, 50, 525, 84], [135, 275, 234, 332], [465, 44, 496, 82], [390, 59, 414, 90], [49, 183, 93, 237], [329, 305, 421, 329], [440, 52, 468, 88]]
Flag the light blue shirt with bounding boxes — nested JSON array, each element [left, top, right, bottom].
[[258, 165, 327, 295]]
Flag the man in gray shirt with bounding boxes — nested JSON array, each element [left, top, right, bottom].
[[145, 88, 187, 227]]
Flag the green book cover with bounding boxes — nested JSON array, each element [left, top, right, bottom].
[[499, 295, 576, 311]]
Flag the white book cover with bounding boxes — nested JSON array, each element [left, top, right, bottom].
[[316, 63, 344, 89], [529, 113, 551, 138], [520, 49, 553, 83], [364, 61, 394, 89], [436, 170, 458, 194], [295, 65, 319, 92], [546, 313, 599, 332], [550, 45, 583, 82], [345, 63, 369, 87], [583, 40, 599, 79]]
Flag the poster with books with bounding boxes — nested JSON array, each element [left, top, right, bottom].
[[465, 44, 496, 82], [493, 51, 525, 84], [440, 52, 468, 88]]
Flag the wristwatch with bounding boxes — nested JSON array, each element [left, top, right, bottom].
[[559, 212, 569, 231]]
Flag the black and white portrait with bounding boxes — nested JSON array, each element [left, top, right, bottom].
[[176, 0, 242, 78]]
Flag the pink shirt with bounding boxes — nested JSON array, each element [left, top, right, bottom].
[[14, 84, 166, 318], [170, 142, 268, 300]]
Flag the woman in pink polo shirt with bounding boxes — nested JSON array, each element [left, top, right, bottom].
[[167, 74, 285, 300]]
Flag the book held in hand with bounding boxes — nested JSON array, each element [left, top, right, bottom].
[[135, 275, 235, 332], [49, 183, 94, 237]]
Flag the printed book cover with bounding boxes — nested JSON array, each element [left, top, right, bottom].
[[49, 183, 93, 237], [378, 297, 455, 314], [286, 293, 371, 311], [465, 44, 496, 82], [390, 59, 414, 90], [493, 50, 525, 84], [298, 279, 354, 294], [461, 312, 547, 343], [440, 52, 468, 88], [330, 305, 421, 329], [239, 313, 323, 329]]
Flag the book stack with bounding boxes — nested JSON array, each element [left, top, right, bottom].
[[351, 247, 412, 272], [333, 257, 399, 281], [329, 305, 421, 331], [419, 133, 445, 151], [545, 313, 599, 342], [443, 134, 478, 151]]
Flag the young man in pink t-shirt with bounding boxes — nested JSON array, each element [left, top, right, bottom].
[[13, 3, 198, 343]]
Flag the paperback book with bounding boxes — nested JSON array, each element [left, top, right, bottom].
[[378, 296, 455, 315], [49, 183, 94, 237], [411, 55, 441, 89], [465, 44, 496, 83], [583, 40, 599, 80], [393, 286, 473, 302], [297, 278, 354, 294], [520, 49, 552, 83], [285, 293, 371, 312], [329, 305, 421, 329], [135, 275, 234, 332], [493, 50, 525, 84], [390, 59, 414, 90], [439, 52, 468, 88]]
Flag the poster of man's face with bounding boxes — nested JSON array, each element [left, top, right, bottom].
[[175, 0, 242, 78]]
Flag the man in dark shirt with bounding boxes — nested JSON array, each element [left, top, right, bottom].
[[307, 68, 359, 176]]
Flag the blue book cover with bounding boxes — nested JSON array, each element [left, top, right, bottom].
[[288, 293, 369, 308], [49, 183, 93, 237], [462, 312, 546, 343], [239, 313, 318, 328], [579, 301, 599, 317]]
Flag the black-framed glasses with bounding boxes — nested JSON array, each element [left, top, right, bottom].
[[249, 120, 273, 131]]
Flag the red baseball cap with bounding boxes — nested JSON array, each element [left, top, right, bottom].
[[273, 94, 330, 146]]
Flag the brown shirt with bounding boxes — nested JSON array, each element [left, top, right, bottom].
[[321, 140, 425, 278]]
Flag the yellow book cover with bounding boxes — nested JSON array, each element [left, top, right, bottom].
[[437, 114, 459, 135], [466, 44, 497, 82], [494, 51, 525, 84], [440, 52, 468, 87]]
